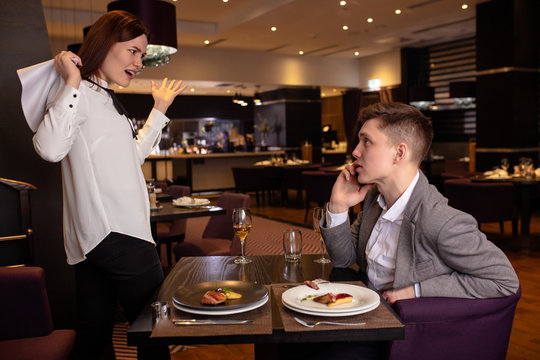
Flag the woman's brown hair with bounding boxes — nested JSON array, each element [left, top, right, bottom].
[[78, 10, 149, 79]]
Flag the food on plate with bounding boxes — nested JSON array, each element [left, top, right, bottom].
[[200, 287, 243, 305], [328, 293, 354, 307], [304, 280, 320, 290], [217, 287, 243, 300], [312, 292, 353, 307], [201, 290, 227, 305]]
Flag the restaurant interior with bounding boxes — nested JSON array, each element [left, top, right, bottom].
[[1, 0, 540, 359]]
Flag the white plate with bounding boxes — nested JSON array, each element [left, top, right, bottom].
[[281, 283, 380, 314], [282, 298, 379, 317], [173, 294, 268, 316]]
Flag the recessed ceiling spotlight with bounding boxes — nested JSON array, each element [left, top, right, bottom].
[[271, 26, 277, 32], [367, 18, 373, 23], [226, 89, 231, 94], [204, 40, 210, 45], [322, 92, 326, 97], [190, 88, 195, 93], [332, 89, 337, 92], [222, 0, 229, 3], [461, 4, 468, 10], [299, 50, 304, 55], [354, 51, 359, 56], [342, 25, 349, 31], [339, 1, 346, 6], [395, 9, 401, 14]]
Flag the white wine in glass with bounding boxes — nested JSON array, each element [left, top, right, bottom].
[[232, 208, 252, 264], [313, 207, 331, 263]]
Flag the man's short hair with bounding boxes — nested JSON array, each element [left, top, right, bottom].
[[359, 102, 433, 164]]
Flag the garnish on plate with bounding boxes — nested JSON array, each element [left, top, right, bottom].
[[200, 287, 242, 305], [312, 292, 353, 307]]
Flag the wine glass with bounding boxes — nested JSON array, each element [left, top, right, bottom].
[[313, 207, 331, 264], [500, 158, 509, 172], [232, 208, 252, 264]]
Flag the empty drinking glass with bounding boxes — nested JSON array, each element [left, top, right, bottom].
[[283, 229, 302, 262]]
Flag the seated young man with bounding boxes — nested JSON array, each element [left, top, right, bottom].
[[321, 102, 519, 304]]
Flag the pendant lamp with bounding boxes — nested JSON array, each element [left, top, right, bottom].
[[107, 0, 178, 67]]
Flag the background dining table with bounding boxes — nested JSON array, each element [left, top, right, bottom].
[[128, 255, 404, 359]]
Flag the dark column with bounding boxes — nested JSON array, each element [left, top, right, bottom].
[[475, 0, 540, 170], [0, 0, 76, 327], [256, 87, 322, 161]]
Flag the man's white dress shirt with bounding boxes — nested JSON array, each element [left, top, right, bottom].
[[33, 78, 168, 265], [326, 171, 420, 293]]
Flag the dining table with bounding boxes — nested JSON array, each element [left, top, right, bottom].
[[127, 255, 404, 359], [471, 175, 539, 235]]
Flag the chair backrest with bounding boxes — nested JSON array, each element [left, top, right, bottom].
[[231, 166, 269, 192], [388, 287, 521, 360], [301, 171, 339, 204], [202, 192, 251, 239], [167, 185, 191, 235], [444, 178, 515, 223], [167, 185, 190, 200], [282, 165, 320, 189], [154, 181, 168, 192], [0, 267, 53, 341]]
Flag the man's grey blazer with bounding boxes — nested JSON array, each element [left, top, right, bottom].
[[321, 171, 519, 299]]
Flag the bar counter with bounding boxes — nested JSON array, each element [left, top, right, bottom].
[[142, 151, 285, 192]]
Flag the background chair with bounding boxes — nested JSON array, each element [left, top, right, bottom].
[[388, 287, 521, 360], [173, 192, 250, 259], [444, 178, 518, 235], [232, 166, 271, 206], [156, 185, 191, 267], [0, 266, 76, 360], [281, 164, 320, 206], [301, 171, 339, 222], [0, 177, 36, 266]]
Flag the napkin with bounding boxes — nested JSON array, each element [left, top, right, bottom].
[[483, 169, 509, 179], [172, 196, 210, 206], [17, 59, 63, 132]]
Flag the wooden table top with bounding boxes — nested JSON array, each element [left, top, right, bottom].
[[149, 202, 225, 222], [128, 255, 404, 347]]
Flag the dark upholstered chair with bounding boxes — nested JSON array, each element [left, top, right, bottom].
[[232, 166, 270, 205], [444, 178, 518, 235], [154, 181, 168, 192], [282, 164, 320, 205], [156, 185, 191, 267], [301, 171, 339, 222], [0, 267, 76, 360], [388, 287, 521, 360], [173, 192, 250, 259]]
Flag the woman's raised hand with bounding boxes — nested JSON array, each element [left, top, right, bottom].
[[151, 78, 187, 114], [54, 51, 82, 89]]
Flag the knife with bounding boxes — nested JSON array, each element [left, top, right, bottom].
[[173, 319, 253, 325]]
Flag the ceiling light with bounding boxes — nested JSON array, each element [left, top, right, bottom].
[[271, 26, 277, 32], [461, 4, 468, 10], [223, 0, 229, 3], [107, 0, 177, 67], [395, 9, 402, 14], [254, 92, 262, 106], [299, 50, 304, 55], [321, 92, 326, 97], [354, 51, 359, 56], [367, 18, 373, 23], [342, 25, 349, 31], [339, 1, 346, 6], [190, 88, 195, 93], [204, 40, 210, 45]]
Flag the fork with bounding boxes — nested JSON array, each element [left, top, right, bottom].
[[294, 317, 366, 328]]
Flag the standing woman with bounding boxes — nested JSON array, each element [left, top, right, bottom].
[[32, 10, 183, 360]]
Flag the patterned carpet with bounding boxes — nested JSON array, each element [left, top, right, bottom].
[[113, 215, 322, 359]]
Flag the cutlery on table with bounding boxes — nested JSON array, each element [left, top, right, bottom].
[[294, 317, 365, 328], [173, 319, 253, 326]]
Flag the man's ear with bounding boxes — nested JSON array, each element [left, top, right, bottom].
[[394, 143, 407, 163]]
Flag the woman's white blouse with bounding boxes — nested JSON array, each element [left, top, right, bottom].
[[33, 78, 168, 265]]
